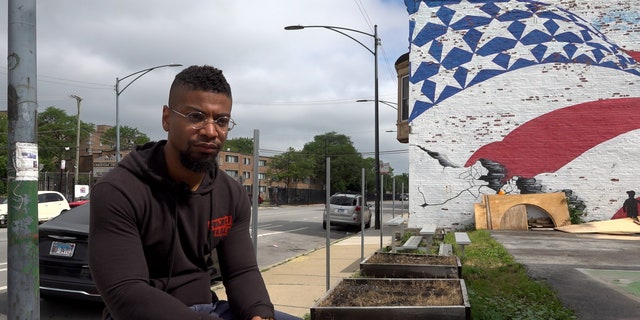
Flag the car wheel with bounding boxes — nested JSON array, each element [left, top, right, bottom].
[[322, 221, 327, 229], [365, 219, 371, 229]]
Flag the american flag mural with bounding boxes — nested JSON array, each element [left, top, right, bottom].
[[405, 0, 640, 226]]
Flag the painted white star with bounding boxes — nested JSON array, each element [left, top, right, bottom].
[[411, 78, 435, 104], [506, 40, 541, 68], [427, 64, 464, 102], [459, 52, 504, 85], [540, 40, 570, 60]]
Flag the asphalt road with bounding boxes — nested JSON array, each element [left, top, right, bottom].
[[0, 200, 408, 319]]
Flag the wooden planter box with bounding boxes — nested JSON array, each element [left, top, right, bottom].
[[360, 252, 462, 279], [311, 278, 470, 320]]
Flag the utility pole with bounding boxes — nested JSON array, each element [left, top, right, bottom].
[[7, 0, 40, 318], [70, 94, 82, 201]]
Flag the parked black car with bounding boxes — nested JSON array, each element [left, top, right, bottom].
[[38, 203, 222, 302], [38, 203, 101, 301]]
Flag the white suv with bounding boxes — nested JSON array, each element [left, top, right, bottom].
[[0, 191, 70, 226], [323, 192, 371, 229]]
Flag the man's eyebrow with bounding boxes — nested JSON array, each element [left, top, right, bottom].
[[181, 106, 231, 117], [181, 105, 204, 112]]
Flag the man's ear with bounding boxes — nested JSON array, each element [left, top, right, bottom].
[[162, 106, 170, 131]]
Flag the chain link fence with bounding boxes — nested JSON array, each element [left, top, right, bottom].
[[38, 171, 94, 201]]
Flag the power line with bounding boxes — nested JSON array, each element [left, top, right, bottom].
[[352, 0, 400, 89], [0, 68, 112, 90]]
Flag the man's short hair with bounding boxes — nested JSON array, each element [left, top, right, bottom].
[[170, 65, 232, 100]]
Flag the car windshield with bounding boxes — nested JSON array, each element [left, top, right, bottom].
[[330, 196, 357, 206]]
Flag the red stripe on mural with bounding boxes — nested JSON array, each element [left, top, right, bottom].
[[465, 97, 640, 180], [622, 50, 640, 62]]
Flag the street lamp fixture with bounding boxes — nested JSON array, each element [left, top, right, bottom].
[[285, 24, 383, 230], [115, 63, 183, 162]]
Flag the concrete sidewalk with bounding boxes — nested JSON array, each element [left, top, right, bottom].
[[214, 228, 389, 318]]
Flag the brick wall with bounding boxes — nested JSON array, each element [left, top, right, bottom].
[[406, 0, 640, 227]]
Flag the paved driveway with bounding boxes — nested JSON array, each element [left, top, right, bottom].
[[491, 230, 640, 320]]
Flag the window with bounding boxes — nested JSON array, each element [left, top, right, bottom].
[[258, 160, 267, 166], [225, 155, 238, 163], [225, 170, 238, 178], [243, 171, 251, 179], [243, 158, 251, 165], [39, 192, 63, 203], [401, 75, 410, 121]]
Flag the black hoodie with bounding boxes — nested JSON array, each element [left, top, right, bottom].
[[89, 141, 274, 320]]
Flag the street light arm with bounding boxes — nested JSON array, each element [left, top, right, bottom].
[[357, 99, 397, 110], [284, 25, 376, 55], [114, 63, 182, 163], [116, 64, 183, 95]]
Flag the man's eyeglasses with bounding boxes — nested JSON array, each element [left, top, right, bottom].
[[168, 107, 236, 131]]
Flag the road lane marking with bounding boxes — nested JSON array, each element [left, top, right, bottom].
[[258, 227, 308, 237]]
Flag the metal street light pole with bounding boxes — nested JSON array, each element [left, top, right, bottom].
[[115, 63, 182, 162], [285, 24, 383, 229], [69, 94, 82, 201]]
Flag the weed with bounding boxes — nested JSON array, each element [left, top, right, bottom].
[[445, 230, 577, 319]]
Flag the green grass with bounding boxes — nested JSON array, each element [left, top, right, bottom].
[[446, 230, 577, 320]]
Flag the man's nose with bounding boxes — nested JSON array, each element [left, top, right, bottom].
[[199, 121, 220, 137]]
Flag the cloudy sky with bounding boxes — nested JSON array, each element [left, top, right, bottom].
[[1, 0, 411, 174]]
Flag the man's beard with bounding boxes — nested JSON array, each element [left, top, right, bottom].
[[179, 150, 217, 172]]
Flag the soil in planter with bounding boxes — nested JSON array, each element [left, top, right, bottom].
[[367, 253, 456, 265], [317, 279, 463, 307]]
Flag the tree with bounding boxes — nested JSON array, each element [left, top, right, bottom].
[[361, 157, 378, 195], [302, 132, 369, 195], [37, 107, 95, 172], [101, 125, 150, 151], [267, 147, 314, 203], [224, 137, 254, 154], [393, 172, 410, 197]]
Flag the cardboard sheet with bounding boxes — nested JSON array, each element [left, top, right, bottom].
[[556, 218, 640, 235]]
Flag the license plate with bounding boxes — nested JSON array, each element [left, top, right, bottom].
[[50, 241, 76, 257], [336, 208, 347, 214]]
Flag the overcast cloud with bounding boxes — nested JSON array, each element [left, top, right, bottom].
[[2, 0, 410, 174]]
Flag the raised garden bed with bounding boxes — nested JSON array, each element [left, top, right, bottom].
[[360, 251, 461, 278], [311, 278, 470, 320]]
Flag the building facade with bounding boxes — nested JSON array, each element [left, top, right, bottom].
[[217, 150, 324, 204], [402, 0, 640, 228]]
